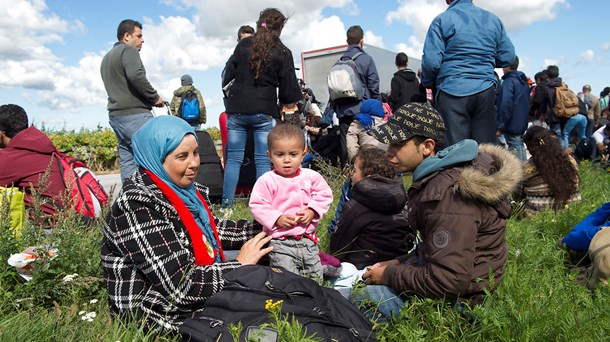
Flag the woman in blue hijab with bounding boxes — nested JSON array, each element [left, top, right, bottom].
[[101, 115, 272, 332]]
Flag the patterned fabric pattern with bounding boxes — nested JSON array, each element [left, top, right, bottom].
[[522, 158, 581, 215], [101, 169, 261, 332]]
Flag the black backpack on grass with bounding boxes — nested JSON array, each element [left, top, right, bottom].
[[179, 265, 376, 342]]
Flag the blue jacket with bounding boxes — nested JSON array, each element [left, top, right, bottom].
[[420, 0, 515, 97], [496, 70, 530, 135], [332, 45, 381, 118], [562, 202, 610, 252]]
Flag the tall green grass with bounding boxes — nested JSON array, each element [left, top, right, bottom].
[[1, 161, 610, 341]]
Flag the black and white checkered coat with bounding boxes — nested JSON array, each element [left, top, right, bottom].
[[101, 169, 261, 332]]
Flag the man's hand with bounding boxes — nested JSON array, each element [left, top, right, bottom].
[[154, 96, 165, 107], [235, 232, 273, 265], [362, 259, 400, 285], [275, 214, 298, 229], [295, 208, 316, 226]]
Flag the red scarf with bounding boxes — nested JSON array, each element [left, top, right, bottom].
[[145, 170, 225, 265]]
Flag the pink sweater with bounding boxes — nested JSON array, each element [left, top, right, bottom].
[[249, 168, 333, 239]]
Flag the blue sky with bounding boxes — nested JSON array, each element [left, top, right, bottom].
[[1, 0, 608, 131]]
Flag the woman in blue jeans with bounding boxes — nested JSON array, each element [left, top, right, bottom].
[[221, 8, 302, 209]]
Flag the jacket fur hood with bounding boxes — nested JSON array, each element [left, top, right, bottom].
[[454, 144, 523, 204]]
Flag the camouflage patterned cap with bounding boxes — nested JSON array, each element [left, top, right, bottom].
[[370, 102, 445, 145]]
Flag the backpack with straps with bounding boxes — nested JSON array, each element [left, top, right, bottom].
[[327, 52, 365, 104], [553, 82, 580, 117], [179, 89, 201, 124], [179, 265, 376, 342], [53, 150, 108, 218]]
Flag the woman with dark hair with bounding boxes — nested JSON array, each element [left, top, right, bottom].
[[520, 125, 581, 216], [221, 8, 302, 210]]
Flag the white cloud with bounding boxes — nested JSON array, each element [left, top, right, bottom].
[[395, 36, 425, 61], [602, 42, 610, 50], [542, 57, 566, 70], [579, 49, 595, 64], [386, 0, 568, 43], [477, 0, 568, 31], [364, 31, 384, 49], [0, 0, 68, 89]]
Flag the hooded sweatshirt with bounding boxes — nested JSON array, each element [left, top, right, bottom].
[[0, 126, 65, 218], [382, 141, 522, 301], [330, 175, 412, 269], [388, 68, 419, 112]]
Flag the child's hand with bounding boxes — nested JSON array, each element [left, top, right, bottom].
[[295, 208, 316, 226], [275, 214, 298, 229]]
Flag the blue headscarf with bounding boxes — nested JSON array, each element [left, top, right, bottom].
[[132, 116, 220, 261], [355, 99, 384, 131]]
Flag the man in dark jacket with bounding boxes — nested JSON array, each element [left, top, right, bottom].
[[332, 25, 381, 166], [355, 103, 522, 320], [496, 56, 530, 161], [537, 65, 565, 138], [388, 52, 419, 112], [0, 104, 66, 222]]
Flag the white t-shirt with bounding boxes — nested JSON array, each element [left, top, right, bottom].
[[592, 125, 609, 145]]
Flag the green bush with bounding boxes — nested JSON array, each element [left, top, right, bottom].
[[44, 126, 222, 173], [1, 160, 610, 341]]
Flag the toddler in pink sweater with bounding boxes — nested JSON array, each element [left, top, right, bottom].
[[249, 124, 333, 281]]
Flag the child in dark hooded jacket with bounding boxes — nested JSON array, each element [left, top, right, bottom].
[[330, 147, 413, 269]]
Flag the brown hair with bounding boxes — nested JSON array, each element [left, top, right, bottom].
[[354, 147, 395, 179], [250, 8, 287, 80], [523, 126, 579, 210], [267, 123, 305, 150]]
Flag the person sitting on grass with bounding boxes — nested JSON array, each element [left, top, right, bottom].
[[102, 115, 273, 333], [353, 102, 522, 321], [249, 124, 333, 282], [330, 147, 412, 270], [0, 104, 67, 224], [518, 125, 581, 216]]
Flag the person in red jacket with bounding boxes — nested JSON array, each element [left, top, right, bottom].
[[0, 104, 66, 223]]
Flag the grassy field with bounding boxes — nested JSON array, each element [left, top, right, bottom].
[[1, 161, 609, 341]]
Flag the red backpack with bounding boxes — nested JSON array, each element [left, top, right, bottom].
[[53, 150, 109, 218]]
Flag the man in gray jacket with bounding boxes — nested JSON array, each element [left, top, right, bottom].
[[101, 19, 164, 182]]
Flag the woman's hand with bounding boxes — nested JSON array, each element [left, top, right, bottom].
[[235, 232, 273, 265]]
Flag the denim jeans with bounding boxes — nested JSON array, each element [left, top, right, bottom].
[[504, 133, 526, 161], [549, 122, 563, 146], [108, 112, 153, 182], [436, 87, 497, 145], [349, 285, 407, 321], [562, 114, 587, 148], [222, 113, 274, 208]]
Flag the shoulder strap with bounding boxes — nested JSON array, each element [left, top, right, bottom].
[[351, 51, 364, 60], [341, 51, 364, 61]]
